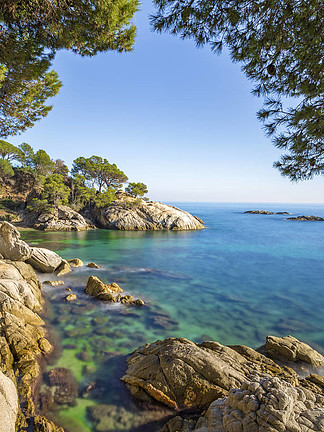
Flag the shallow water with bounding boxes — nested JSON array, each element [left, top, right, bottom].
[[21, 203, 324, 431]]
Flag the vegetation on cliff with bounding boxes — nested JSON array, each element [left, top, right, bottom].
[[0, 140, 148, 221]]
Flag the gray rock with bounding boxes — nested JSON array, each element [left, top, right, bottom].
[[0, 371, 18, 432], [162, 376, 324, 432], [27, 247, 62, 273], [286, 215, 324, 221], [264, 335, 324, 368], [121, 337, 298, 410], [93, 195, 204, 231], [23, 205, 91, 231], [0, 221, 31, 261]]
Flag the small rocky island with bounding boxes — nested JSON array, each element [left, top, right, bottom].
[[244, 210, 291, 215], [286, 215, 324, 221]]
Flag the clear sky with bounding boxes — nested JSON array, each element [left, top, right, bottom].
[[9, 0, 324, 203]]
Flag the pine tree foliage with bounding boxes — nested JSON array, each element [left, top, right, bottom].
[[0, 0, 138, 137], [151, 0, 324, 180]]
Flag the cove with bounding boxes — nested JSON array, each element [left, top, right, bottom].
[[21, 203, 324, 431]]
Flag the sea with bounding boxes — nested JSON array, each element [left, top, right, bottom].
[[21, 202, 324, 432]]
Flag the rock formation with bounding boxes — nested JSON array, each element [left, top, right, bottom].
[[0, 370, 18, 432], [88, 194, 205, 230], [122, 337, 324, 416], [161, 376, 324, 432], [85, 276, 144, 305], [286, 215, 324, 221], [22, 205, 91, 231], [0, 222, 69, 430]]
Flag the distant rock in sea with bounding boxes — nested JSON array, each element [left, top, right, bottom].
[[286, 215, 324, 221], [88, 193, 205, 231], [245, 210, 291, 215]]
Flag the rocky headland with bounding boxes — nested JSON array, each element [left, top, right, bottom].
[[83, 193, 205, 231], [18, 193, 205, 232]]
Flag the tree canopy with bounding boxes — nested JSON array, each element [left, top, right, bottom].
[[151, 0, 324, 181], [126, 182, 148, 197], [0, 0, 139, 137], [72, 156, 128, 193]]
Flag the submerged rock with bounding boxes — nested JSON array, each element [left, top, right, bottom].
[[286, 215, 324, 221], [162, 376, 324, 432], [33, 415, 64, 432], [47, 368, 78, 406], [22, 205, 91, 231], [91, 193, 205, 231]]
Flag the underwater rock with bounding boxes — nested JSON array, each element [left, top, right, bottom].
[[161, 376, 324, 432], [263, 335, 324, 368], [27, 247, 62, 273], [47, 367, 78, 406], [67, 258, 84, 267], [43, 280, 65, 287], [87, 262, 100, 269], [91, 193, 205, 231]]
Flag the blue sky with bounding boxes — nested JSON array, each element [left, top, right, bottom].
[[9, 0, 324, 203]]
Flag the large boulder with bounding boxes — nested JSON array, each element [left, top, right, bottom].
[[0, 371, 18, 432], [264, 335, 324, 368], [121, 338, 299, 410], [90, 194, 204, 231], [23, 205, 91, 231], [27, 247, 62, 273], [162, 376, 324, 432], [0, 221, 31, 261]]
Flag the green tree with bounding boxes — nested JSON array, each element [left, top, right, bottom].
[[32, 149, 55, 176], [72, 156, 128, 193], [0, 140, 23, 161], [0, 0, 138, 137], [18, 143, 35, 167], [125, 182, 148, 197], [42, 174, 70, 206], [54, 159, 69, 178], [70, 174, 95, 209], [0, 159, 14, 180], [151, 0, 324, 181], [0, 70, 62, 137]]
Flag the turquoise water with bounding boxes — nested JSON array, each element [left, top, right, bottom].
[[21, 203, 324, 431]]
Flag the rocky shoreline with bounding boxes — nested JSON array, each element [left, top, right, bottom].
[[0, 221, 323, 432], [19, 193, 205, 232]]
